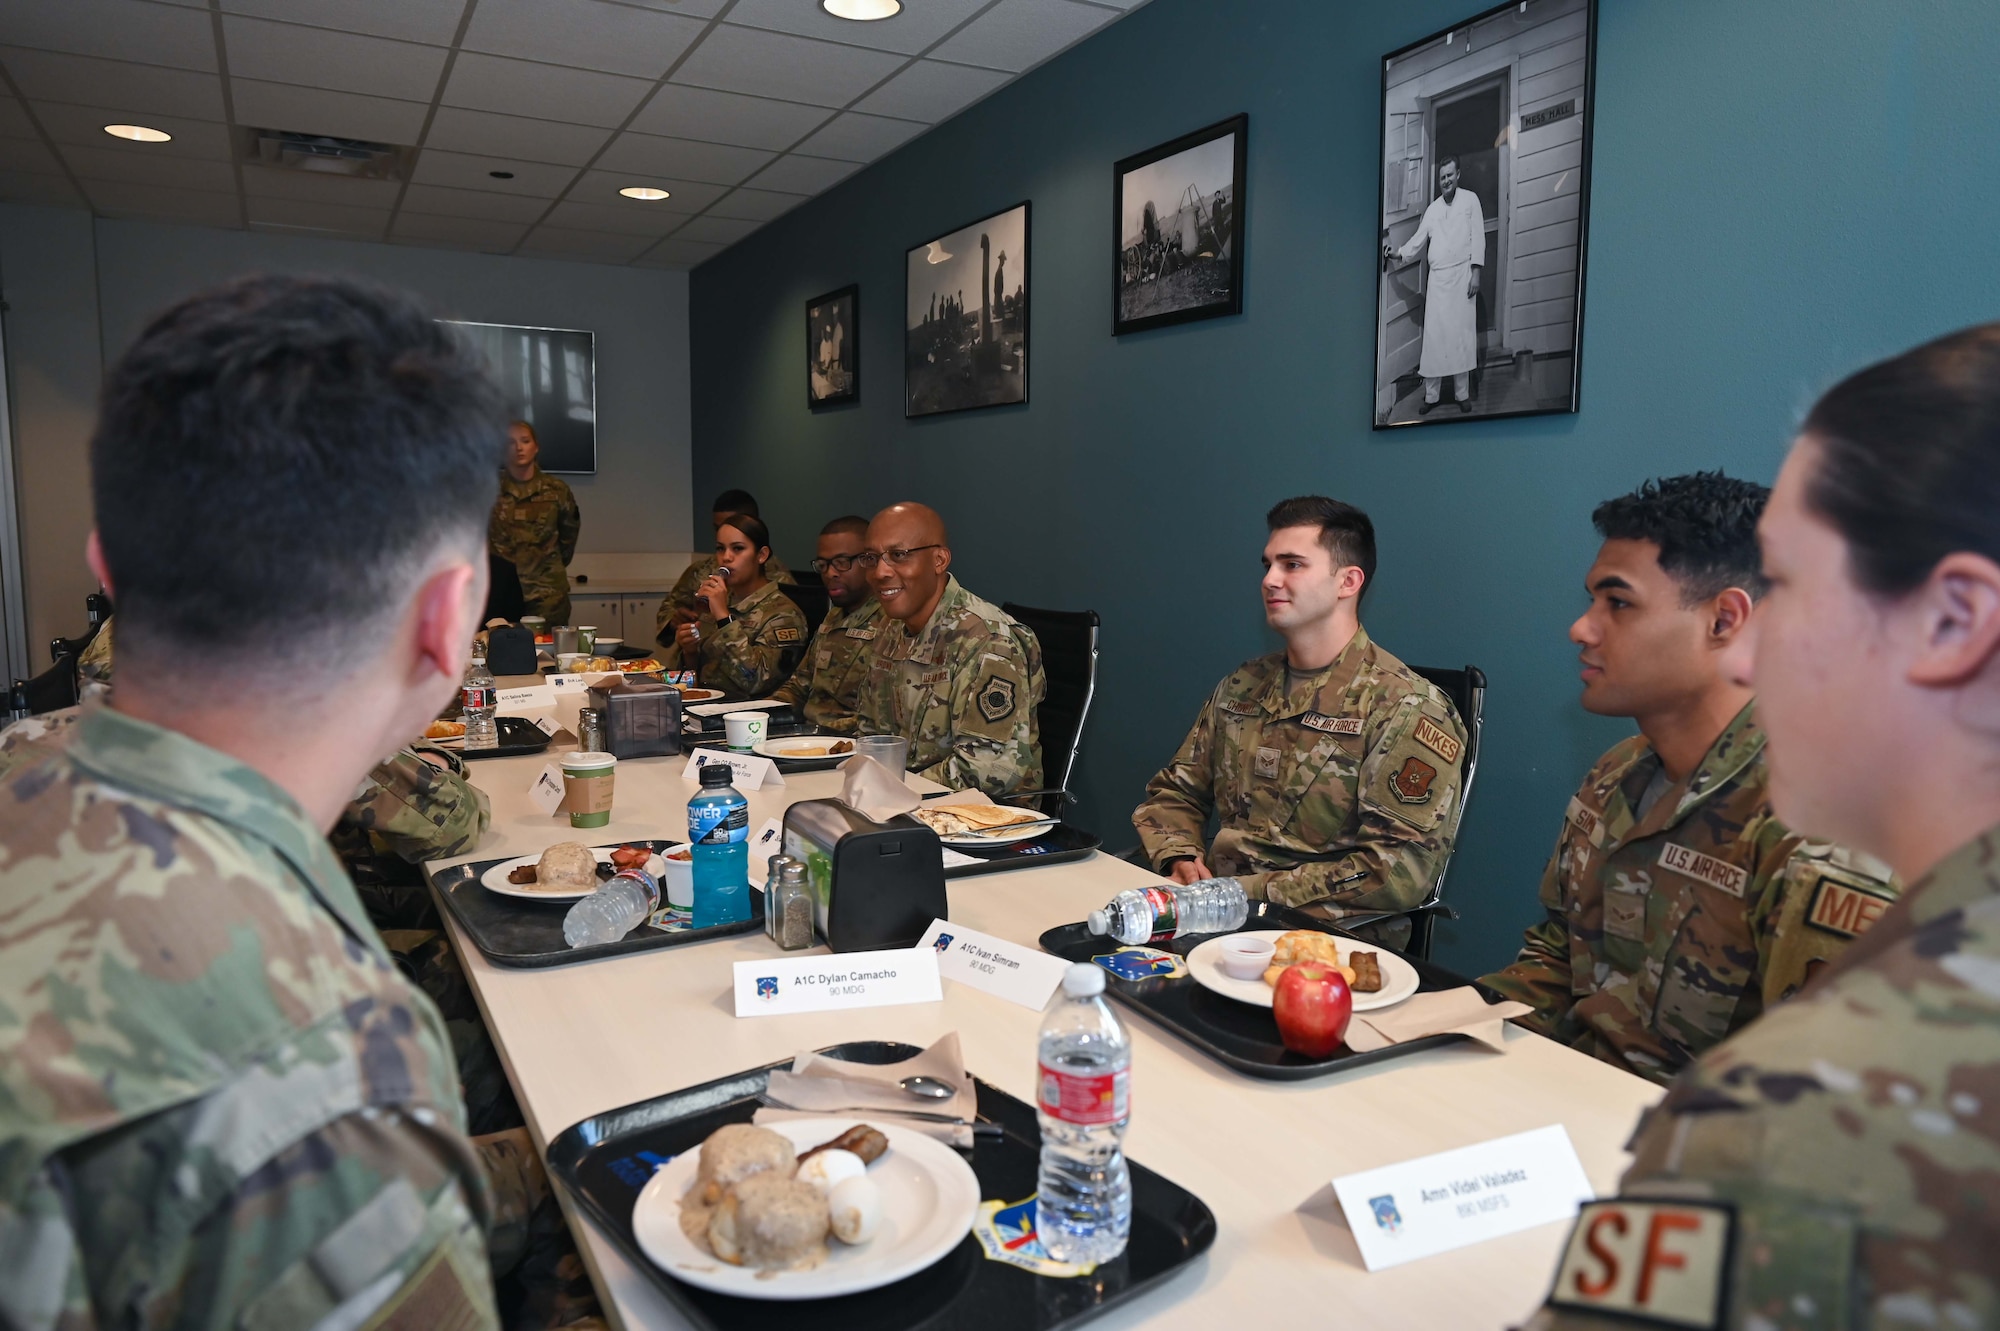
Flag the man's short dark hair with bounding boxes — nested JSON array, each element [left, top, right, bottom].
[[1438, 156, 1460, 174], [1266, 496, 1377, 601], [713, 488, 758, 518], [821, 515, 869, 538], [1591, 472, 1770, 603], [93, 275, 505, 676]]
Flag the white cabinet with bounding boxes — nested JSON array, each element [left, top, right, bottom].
[[622, 595, 665, 648], [569, 594, 624, 640]]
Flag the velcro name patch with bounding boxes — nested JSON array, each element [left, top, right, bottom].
[[1806, 876, 1893, 939], [845, 626, 878, 640], [920, 669, 951, 687], [774, 627, 802, 643], [1549, 1199, 1731, 1328], [1566, 796, 1604, 846], [1411, 715, 1463, 764], [1300, 712, 1364, 735], [1657, 843, 1748, 898]]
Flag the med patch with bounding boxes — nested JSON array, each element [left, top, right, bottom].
[[977, 675, 1017, 723], [1805, 875, 1894, 939]]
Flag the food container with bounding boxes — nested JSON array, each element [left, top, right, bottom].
[[660, 843, 694, 908], [1217, 935, 1276, 980], [560, 751, 617, 828], [557, 652, 588, 673]]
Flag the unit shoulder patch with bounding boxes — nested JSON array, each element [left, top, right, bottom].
[[1300, 712, 1364, 735], [1411, 714, 1463, 765], [976, 675, 1017, 723], [1548, 1199, 1732, 1328], [773, 627, 803, 643], [1804, 875, 1894, 939], [1390, 756, 1438, 804]]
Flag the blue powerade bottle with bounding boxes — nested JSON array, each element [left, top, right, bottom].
[[689, 761, 751, 928]]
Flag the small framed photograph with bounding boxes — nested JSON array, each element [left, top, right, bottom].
[[905, 202, 1028, 418], [807, 285, 858, 408], [1373, 0, 1597, 427], [1113, 114, 1247, 335]]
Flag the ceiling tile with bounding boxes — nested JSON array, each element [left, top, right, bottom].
[[84, 179, 241, 225], [1075, 0, 1147, 9], [32, 104, 234, 160], [424, 107, 612, 167], [0, 167, 86, 207], [616, 0, 731, 18], [627, 84, 831, 151], [0, 135, 63, 175], [399, 181, 552, 223], [61, 142, 237, 190], [519, 225, 656, 262], [239, 165, 402, 206], [635, 237, 724, 267], [698, 186, 806, 223], [567, 168, 726, 212], [667, 213, 759, 245], [670, 26, 904, 109], [855, 59, 1007, 122], [231, 80, 429, 143], [5, 0, 219, 73], [541, 197, 686, 236], [391, 211, 528, 251], [222, 17, 449, 100], [410, 148, 577, 197], [219, 0, 468, 46], [742, 153, 857, 195], [929, 0, 1115, 72], [593, 132, 773, 186], [792, 111, 923, 163], [246, 194, 390, 235], [723, 0, 993, 56], [0, 100, 35, 139], [463, 0, 706, 80], [443, 52, 653, 129], [0, 49, 226, 121]]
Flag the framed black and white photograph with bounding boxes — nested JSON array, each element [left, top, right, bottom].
[[905, 202, 1028, 418], [1373, 0, 1595, 428], [1113, 114, 1246, 335], [807, 285, 858, 408]]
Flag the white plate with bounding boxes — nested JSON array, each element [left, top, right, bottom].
[[1185, 929, 1421, 1012], [907, 809, 1056, 847], [479, 847, 665, 902], [630, 1119, 980, 1300], [754, 737, 856, 761]]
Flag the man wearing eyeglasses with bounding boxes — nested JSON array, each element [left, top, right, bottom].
[[767, 515, 882, 734], [854, 502, 1045, 800]]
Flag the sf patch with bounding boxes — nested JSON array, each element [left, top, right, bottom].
[[1548, 1199, 1732, 1328], [773, 627, 802, 643], [1390, 756, 1438, 804], [977, 674, 1017, 723]]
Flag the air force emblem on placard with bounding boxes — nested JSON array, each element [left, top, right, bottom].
[[756, 976, 780, 1001], [977, 675, 1016, 722], [1370, 1195, 1403, 1234]]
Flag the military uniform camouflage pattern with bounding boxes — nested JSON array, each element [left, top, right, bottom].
[[76, 616, 113, 683], [854, 575, 1045, 799], [0, 706, 80, 782], [1133, 626, 1467, 928], [652, 553, 796, 644], [660, 578, 809, 700], [768, 597, 883, 734], [1525, 823, 2000, 1331], [490, 470, 580, 626], [1481, 704, 1900, 1086], [333, 742, 491, 931], [0, 704, 496, 1331]]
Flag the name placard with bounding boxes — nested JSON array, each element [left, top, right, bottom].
[[749, 817, 784, 876], [1332, 1125, 1593, 1271], [732, 947, 942, 1017], [547, 673, 591, 695], [527, 762, 565, 816], [497, 684, 555, 714], [917, 919, 1070, 1010], [682, 749, 784, 790]]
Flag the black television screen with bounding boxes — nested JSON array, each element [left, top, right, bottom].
[[448, 320, 597, 473]]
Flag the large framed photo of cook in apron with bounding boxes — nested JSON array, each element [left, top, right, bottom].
[[1373, 0, 1596, 429]]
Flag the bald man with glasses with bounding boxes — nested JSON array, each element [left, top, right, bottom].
[[852, 502, 1045, 800], [766, 515, 883, 734]]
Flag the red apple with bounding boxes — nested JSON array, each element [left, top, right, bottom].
[[1272, 964, 1353, 1057]]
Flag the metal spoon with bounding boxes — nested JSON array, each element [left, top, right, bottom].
[[899, 1075, 957, 1100]]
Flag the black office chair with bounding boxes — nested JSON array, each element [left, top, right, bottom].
[[50, 591, 112, 665], [777, 580, 831, 647], [1336, 664, 1487, 959], [15, 654, 80, 716], [999, 603, 1100, 818], [790, 568, 825, 590]]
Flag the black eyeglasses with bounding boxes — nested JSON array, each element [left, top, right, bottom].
[[853, 545, 942, 571], [810, 555, 860, 574]]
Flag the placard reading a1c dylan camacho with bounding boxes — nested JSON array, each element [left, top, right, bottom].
[[731, 947, 942, 1018]]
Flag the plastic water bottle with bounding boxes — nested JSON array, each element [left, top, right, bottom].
[[1036, 962, 1132, 1265], [690, 761, 751, 928], [562, 868, 660, 948], [462, 641, 498, 751], [1087, 878, 1247, 946]]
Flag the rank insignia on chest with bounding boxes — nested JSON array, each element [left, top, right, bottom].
[[774, 627, 802, 643], [815, 649, 832, 669], [1253, 746, 1280, 779], [1548, 1200, 1732, 1328], [1411, 715, 1462, 764], [1805, 875, 1893, 938], [1390, 756, 1437, 803], [1300, 712, 1364, 735], [1656, 843, 1748, 898]]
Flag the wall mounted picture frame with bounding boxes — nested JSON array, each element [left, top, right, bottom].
[[905, 201, 1029, 418], [1113, 114, 1247, 335], [807, 284, 858, 408], [1373, 0, 1596, 428]]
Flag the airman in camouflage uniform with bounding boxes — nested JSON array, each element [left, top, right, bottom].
[[768, 596, 883, 733], [1524, 824, 2000, 1330], [653, 551, 795, 645], [333, 740, 490, 931], [490, 422, 580, 626], [0, 704, 498, 1330], [663, 577, 809, 699], [854, 574, 1045, 799], [1133, 625, 1468, 935], [76, 613, 114, 683], [1480, 704, 1900, 1085]]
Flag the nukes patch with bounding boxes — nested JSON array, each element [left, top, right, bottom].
[[1411, 714, 1462, 765]]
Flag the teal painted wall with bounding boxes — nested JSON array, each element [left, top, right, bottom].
[[690, 0, 2000, 977]]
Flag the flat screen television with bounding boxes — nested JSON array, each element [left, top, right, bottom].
[[447, 320, 597, 474]]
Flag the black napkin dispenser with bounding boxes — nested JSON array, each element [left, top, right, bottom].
[[588, 678, 682, 759], [486, 625, 538, 676], [780, 798, 946, 952]]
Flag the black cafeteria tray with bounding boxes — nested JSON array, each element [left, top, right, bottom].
[[425, 840, 764, 967], [454, 715, 553, 760], [680, 705, 808, 742], [546, 1040, 1216, 1331], [945, 824, 1102, 879], [1039, 902, 1471, 1080]]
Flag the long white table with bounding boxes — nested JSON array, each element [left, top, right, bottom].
[[429, 739, 1661, 1330]]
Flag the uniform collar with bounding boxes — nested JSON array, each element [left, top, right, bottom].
[[730, 578, 782, 613], [1596, 701, 1766, 843], [824, 597, 880, 632], [896, 576, 969, 665], [1258, 624, 1371, 718], [500, 466, 541, 490]]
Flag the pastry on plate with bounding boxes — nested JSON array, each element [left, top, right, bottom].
[[706, 1171, 829, 1270], [424, 719, 466, 739], [533, 842, 600, 893]]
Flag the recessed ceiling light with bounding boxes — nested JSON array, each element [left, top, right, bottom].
[[822, 0, 901, 19], [619, 186, 671, 201], [104, 124, 171, 143]]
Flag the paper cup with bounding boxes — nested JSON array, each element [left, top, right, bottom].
[[661, 843, 695, 908], [560, 751, 617, 828], [521, 615, 547, 636], [576, 625, 597, 654], [723, 711, 767, 752]]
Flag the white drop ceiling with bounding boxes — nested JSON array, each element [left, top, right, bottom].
[[0, 0, 1148, 269]]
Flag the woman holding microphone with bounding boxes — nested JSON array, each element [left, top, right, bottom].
[[669, 512, 808, 699]]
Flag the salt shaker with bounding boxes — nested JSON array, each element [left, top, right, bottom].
[[577, 708, 607, 752], [763, 854, 815, 950]]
